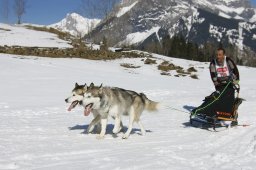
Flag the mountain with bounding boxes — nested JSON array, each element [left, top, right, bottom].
[[49, 13, 101, 37], [88, 0, 256, 64]]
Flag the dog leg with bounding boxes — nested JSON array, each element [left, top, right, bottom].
[[112, 116, 122, 134], [95, 123, 102, 134], [87, 114, 101, 134], [138, 121, 146, 136], [97, 118, 107, 139], [122, 110, 135, 139]]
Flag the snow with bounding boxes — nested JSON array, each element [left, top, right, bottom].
[[237, 23, 244, 50], [0, 23, 72, 48], [209, 24, 226, 42], [194, 0, 213, 8], [0, 52, 256, 170], [215, 5, 245, 15], [195, 0, 246, 17], [116, 1, 138, 17], [193, 8, 205, 24], [234, 15, 244, 20], [219, 12, 232, 19], [119, 26, 161, 45], [221, 0, 240, 4], [253, 34, 256, 40], [49, 13, 101, 37], [250, 9, 256, 23]]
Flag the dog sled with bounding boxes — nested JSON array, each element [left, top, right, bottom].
[[190, 82, 245, 131]]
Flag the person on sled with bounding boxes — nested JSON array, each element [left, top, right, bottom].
[[210, 47, 239, 92], [191, 47, 240, 127]]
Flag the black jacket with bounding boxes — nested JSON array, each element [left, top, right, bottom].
[[209, 57, 239, 87]]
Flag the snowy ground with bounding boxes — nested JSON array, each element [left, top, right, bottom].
[[0, 53, 256, 170], [0, 24, 72, 48]]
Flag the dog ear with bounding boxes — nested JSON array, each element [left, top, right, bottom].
[[89, 83, 94, 88], [99, 84, 103, 94], [83, 84, 88, 92], [75, 83, 79, 87]]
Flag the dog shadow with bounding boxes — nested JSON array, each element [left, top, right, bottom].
[[68, 124, 153, 137]]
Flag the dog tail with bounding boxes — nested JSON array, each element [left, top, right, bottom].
[[140, 93, 159, 112]]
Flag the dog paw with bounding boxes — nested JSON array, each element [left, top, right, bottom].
[[141, 131, 146, 136], [96, 135, 105, 140], [112, 127, 121, 134], [86, 129, 94, 134], [122, 134, 129, 139]]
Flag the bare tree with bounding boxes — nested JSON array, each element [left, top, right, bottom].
[[80, 0, 97, 40], [13, 0, 26, 24], [1, 0, 9, 23]]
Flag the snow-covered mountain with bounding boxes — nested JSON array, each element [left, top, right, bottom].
[[89, 0, 256, 58], [50, 13, 101, 37]]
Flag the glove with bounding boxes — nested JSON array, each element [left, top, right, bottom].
[[214, 81, 220, 87], [233, 80, 239, 85]]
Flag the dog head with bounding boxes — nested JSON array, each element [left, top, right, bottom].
[[65, 83, 87, 111], [82, 83, 103, 116]]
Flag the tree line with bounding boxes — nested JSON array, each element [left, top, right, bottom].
[[142, 34, 244, 64]]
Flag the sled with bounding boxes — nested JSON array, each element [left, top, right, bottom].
[[190, 82, 244, 131]]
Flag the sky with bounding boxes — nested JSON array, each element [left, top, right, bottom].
[[0, 0, 256, 25], [0, 0, 118, 25]]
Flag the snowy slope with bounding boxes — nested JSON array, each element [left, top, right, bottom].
[[49, 13, 101, 37], [119, 26, 161, 45], [0, 53, 256, 170], [116, 1, 138, 17], [0, 23, 72, 48]]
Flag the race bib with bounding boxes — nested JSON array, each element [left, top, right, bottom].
[[215, 57, 230, 78]]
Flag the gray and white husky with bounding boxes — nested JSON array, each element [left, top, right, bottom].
[[81, 83, 159, 139]]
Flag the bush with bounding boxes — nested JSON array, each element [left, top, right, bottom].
[[190, 74, 199, 79], [158, 61, 183, 72], [160, 72, 171, 76], [120, 63, 141, 68], [144, 58, 157, 65], [187, 67, 197, 73]]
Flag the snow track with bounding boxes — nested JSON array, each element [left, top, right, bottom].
[[0, 54, 256, 169]]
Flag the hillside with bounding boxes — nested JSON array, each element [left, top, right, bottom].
[[0, 23, 72, 48]]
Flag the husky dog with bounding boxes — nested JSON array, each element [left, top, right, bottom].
[[82, 83, 159, 139], [65, 83, 103, 134]]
